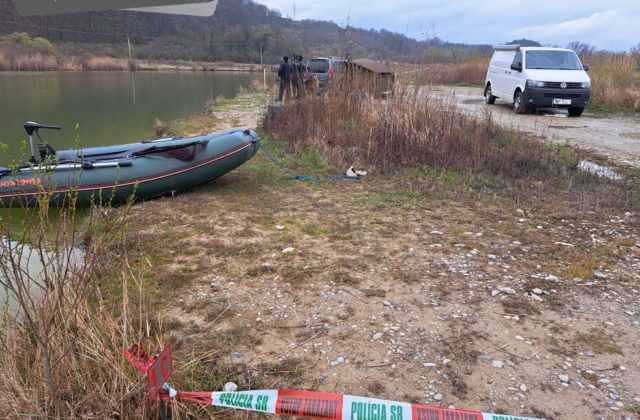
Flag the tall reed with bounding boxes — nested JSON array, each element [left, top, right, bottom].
[[587, 53, 640, 111], [58, 56, 83, 71], [263, 82, 570, 179], [12, 53, 58, 71], [412, 56, 490, 86], [82, 57, 131, 71]]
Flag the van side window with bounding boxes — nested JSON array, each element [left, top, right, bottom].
[[512, 51, 522, 66]]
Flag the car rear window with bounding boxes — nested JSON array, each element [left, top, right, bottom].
[[307, 59, 329, 73]]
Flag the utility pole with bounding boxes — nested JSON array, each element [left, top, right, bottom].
[[127, 35, 133, 61]]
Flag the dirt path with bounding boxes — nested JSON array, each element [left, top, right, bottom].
[[426, 86, 640, 168], [122, 89, 639, 419]]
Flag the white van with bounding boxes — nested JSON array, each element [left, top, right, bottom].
[[484, 45, 591, 117]]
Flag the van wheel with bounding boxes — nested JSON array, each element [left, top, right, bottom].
[[513, 91, 527, 114], [568, 107, 584, 117], [484, 84, 496, 104]]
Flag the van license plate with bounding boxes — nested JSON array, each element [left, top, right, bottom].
[[553, 98, 571, 105]]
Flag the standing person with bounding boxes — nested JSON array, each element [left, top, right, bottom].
[[290, 54, 300, 98], [277, 56, 291, 101], [295, 55, 305, 97]]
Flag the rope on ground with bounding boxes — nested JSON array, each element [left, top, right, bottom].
[[256, 140, 361, 181]]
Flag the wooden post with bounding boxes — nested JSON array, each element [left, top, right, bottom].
[[263, 67, 267, 88]]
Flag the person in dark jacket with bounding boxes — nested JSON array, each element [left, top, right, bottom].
[[277, 56, 291, 101], [291, 55, 305, 98], [290, 55, 300, 98]]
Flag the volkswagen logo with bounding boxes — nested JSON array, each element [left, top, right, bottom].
[[560, 82, 567, 89]]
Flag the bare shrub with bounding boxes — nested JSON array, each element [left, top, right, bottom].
[[153, 117, 169, 136], [0, 193, 154, 416]]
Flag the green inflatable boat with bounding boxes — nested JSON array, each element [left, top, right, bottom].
[[0, 122, 259, 207]]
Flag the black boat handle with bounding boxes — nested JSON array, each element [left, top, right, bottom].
[[24, 121, 62, 136]]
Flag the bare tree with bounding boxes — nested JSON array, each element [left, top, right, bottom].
[[0, 183, 131, 411], [566, 41, 596, 58]]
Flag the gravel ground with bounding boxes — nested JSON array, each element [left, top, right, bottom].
[[126, 88, 639, 419], [426, 86, 640, 169]]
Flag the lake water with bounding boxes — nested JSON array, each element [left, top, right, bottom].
[[0, 71, 257, 294], [0, 236, 84, 319], [0, 71, 256, 160]]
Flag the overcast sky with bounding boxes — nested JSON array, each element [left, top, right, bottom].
[[256, 0, 639, 51]]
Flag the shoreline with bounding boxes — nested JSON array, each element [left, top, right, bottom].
[[0, 56, 273, 72]]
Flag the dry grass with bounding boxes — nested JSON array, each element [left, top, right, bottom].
[[0, 42, 133, 72], [12, 53, 59, 71], [82, 57, 131, 71], [587, 53, 640, 111], [0, 202, 160, 417], [575, 330, 623, 354], [0, 52, 135, 71], [0, 289, 152, 417], [0, 51, 8, 70], [563, 251, 600, 279], [58, 56, 83, 71], [153, 117, 169, 137], [263, 82, 572, 180], [413, 56, 489, 86]]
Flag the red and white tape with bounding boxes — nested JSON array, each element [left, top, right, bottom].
[[125, 344, 543, 420], [167, 388, 543, 420]]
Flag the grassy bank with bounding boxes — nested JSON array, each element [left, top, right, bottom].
[[1, 87, 638, 418], [0, 50, 267, 72], [0, 32, 265, 72]]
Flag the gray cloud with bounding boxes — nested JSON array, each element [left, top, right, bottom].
[[259, 0, 640, 51]]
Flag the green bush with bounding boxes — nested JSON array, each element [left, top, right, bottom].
[[1, 32, 57, 54], [32, 36, 56, 54]]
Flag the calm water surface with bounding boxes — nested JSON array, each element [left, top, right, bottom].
[[0, 71, 255, 160]]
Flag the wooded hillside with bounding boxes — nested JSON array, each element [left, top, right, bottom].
[[0, 0, 491, 63]]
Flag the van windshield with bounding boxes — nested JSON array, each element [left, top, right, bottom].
[[307, 59, 329, 73], [525, 51, 583, 70]]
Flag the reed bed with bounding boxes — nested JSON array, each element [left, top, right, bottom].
[[587, 53, 640, 111], [82, 56, 131, 71], [0, 46, 135, 71], [263, 83, 570, 180], [58, 56, 83, 71], [12, 53, 59, 71], [412, 57, 489, 86]]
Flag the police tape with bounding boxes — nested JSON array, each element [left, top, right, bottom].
[[125, 344, 543, 420], [165, 388, 544, 420]]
